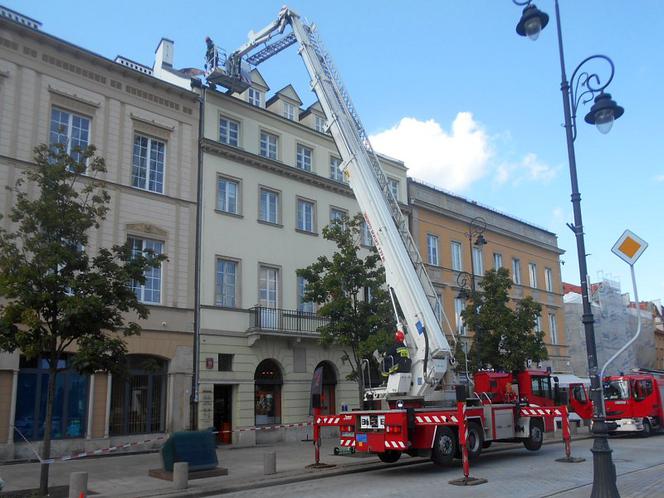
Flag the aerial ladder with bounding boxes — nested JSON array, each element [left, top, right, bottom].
[[206, 6, 578, 467], [207, 6, 455, 402]]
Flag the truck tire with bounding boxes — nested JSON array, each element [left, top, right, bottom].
[[466, 421, 484, 459], [378, 450, 401, 463], [431, 426, 457, 466], [523, 418, 544, 451], [641, 419, 652, 438]]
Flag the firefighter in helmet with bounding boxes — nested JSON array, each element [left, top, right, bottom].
[[383, 329, 411, 376]]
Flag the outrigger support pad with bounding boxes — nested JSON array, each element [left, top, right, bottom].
[[449, 476, 488, 486]]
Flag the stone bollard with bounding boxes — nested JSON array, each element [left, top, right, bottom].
[[264, 450, 277, 475], [68, 471, 88, 498], [173, 462, 189, 490]]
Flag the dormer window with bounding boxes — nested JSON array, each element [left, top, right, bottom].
[[283, 102, 296, 121], [248, 88, 263, 107], [315, 115, 326, 133]]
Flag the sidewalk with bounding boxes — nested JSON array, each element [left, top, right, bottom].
[[0, 428, 590, 498]]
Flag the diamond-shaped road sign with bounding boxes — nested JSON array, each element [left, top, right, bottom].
[[611, 229, 648, 265]]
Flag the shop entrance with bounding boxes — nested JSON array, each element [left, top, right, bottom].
[[213, 384, 233, 444]]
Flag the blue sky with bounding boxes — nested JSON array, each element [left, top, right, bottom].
[[9, 0, 664, 303]]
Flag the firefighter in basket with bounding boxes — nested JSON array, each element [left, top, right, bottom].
[[383, 329, 411, 376]]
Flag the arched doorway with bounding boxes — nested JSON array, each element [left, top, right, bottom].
[[314, 361, 337, 415], [254, 359, 282, 426]]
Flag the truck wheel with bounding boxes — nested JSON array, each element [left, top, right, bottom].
[[641, 419, 652, 438], [523, 419, 544, 451], [378, 450, 401, 463], [431, 426, 457, 466], [466, 421, 484, 459]]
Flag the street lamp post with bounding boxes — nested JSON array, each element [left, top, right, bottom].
[[513, 2, 624, 497], [465, 217, 487, 368]]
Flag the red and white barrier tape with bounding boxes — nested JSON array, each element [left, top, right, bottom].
[[35, 421, 314, 464]]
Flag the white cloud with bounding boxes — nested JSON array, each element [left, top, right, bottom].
[[495, 153, 559, 186], [369, 113, 491, 191], [654, 174, 664, 182]]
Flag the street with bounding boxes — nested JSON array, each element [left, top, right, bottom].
[[215, 434, 664, 498]]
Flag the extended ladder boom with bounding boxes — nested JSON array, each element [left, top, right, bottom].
[[218, 7, 455, 398]]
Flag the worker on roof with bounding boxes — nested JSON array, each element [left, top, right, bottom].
[[205, 36, 217, 70]]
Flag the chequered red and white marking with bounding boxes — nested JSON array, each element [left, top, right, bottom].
[[384, 440, 407, 449], [519, 407, 563, 417], [414, 414, 458, 425]]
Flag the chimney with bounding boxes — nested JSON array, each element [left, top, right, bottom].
[[155, 38, 174, 68]]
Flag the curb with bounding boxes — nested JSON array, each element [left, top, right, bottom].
[[97, 433, 594, 498]]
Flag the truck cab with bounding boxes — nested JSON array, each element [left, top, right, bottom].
[[602, 374, 663, 436]]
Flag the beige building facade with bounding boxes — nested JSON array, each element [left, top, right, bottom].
[[408, 180, 569, 373], [0, 10, 198, 459], [196, 71, 410, 444]]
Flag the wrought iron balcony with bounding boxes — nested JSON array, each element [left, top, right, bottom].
[[247, 306, 329, 342]]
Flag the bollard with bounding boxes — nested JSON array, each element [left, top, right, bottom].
[[264, 450, 277, 475], [68, 471, 87, 498], [173, 461, 189, 490]]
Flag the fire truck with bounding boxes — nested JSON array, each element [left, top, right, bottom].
[[207, 7, 570, 465], [569, 369, 664, 436]]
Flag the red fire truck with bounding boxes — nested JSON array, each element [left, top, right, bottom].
[[210, 6, 572, 467]]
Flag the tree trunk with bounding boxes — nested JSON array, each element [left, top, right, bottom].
[[39, 363, 57, 496]]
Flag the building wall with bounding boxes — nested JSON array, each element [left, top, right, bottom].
[[0, 16, 198, 459], [197, 87, 407, 444], [408, 180, 569, 373]]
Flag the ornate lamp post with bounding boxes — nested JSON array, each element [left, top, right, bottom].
[[513, 2, 624, 496], [462, 217, 487, 368]]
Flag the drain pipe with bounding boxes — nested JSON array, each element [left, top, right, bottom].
[[191, 79, 206, 429]]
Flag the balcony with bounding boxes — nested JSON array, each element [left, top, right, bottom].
[[247, 306, 329, 345]]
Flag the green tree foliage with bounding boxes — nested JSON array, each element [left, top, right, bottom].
[[297, 214, 395, 406], [460, 267, 547, 373], [0, 144, 165, 495]]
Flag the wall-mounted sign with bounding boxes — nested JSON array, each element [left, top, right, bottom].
[[206, 357, 214, 369]]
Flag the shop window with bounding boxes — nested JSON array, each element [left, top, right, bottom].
[[14, 355, 88, 441], [254, 359, 282, 426], [109, 355, 166, 435]]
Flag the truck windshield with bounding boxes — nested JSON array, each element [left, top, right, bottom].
[[603, 380, 629, 400]]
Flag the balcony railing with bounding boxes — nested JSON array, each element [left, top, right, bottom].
[[248, 306, 329, 335]]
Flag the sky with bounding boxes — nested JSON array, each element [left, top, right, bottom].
[[7, 0, 664, 303]]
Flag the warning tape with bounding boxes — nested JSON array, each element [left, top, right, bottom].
[[23, 421, 314, 464]]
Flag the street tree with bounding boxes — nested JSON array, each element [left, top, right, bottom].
[[297, 214, 395, 406], [460, 267, 547, 373], [0, 144, 165, 495]]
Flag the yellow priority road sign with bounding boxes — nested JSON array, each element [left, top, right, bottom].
[[611, 229, 648, 265]]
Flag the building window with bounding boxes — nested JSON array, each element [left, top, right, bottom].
[[549, 313, 558, 345], [329, 156, 344, 183], [454, 298, 466, 335], [49, 107, 90, 167], [247, 87, 262, 107], [132, 134, 165, 194], [109, 355, 166, 436], [14, 355, 88, 441], [535, 315, 542, 333], [330, 207, 347, 223], [297, 198, 315, 233], [297, 275, 315, 313], [472, 247, 484, 276], [129, 237, 163, 304], [512, 258, 521, 285], [260, 131, 278, 160], [296, 144, 313, 172], [217, 176, 239, 214], [451, 242, 463, 271], [255, 359, 282, 426], [215, 258, 238, 307], [528, 263, 538, 288], [387, 178, 399, 201], [361, 221, 374, 247], [218, 354, 233, 372], [219, 116, 239, 146], [259, 266, 279, 308], [545, 268, 554, 292], [494, 252, 503, 270], [315, 115, 326, 133], [283, 101, 296, 121], [427, 234, 439, 266], [259, 188, 279, 224]]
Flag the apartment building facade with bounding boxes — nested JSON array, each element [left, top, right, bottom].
[[0, 9, 198, 458], [196, 70, 410, 444], [408, 180, 569, 373]]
